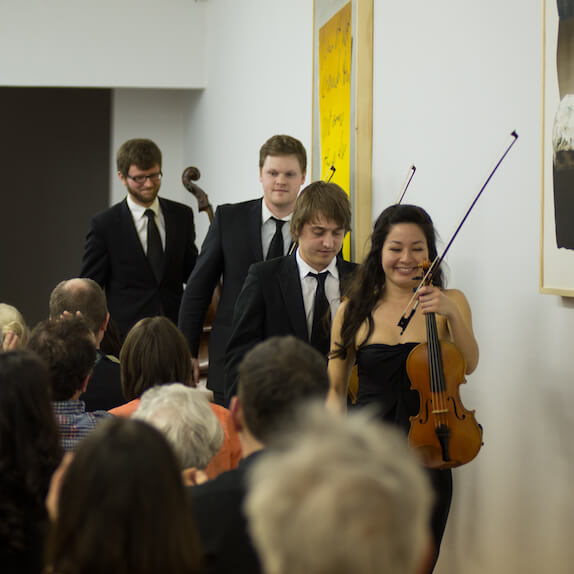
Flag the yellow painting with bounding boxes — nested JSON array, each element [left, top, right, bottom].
[[318, 2, 352, 258]]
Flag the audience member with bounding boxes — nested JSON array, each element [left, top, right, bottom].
[[246, 403, 434, 574], [190, 335, 329, 574], [0, 303, 29, 351], [49, 278, 124, 410], [133, 383, 224, 486], [0, 351, 63, 574], [27, 317, 110, 451], [44, 417, 202, 574], [110, 316, 241, 479]]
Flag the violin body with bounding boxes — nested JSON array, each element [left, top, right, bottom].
[[406, 321, 483, 470]]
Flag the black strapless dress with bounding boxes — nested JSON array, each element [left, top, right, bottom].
[[356, 343, 453, 558]]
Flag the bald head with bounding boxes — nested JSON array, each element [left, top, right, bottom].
[[49, 278, 108, 344]]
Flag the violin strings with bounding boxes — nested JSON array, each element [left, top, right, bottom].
[[427, 313, 446, 432]]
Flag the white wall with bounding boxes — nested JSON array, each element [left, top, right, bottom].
[[111, 89, 195, 207], [372, 2, 573, 573], [181, 0, 314, 242], [0, 0, 206, 88]]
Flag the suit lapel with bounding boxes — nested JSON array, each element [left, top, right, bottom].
[[121, 198, 162, 281], [120, 200, 148, 263], [278, 255, 309, 340], [158, 198, 174, 279], [247, 198, 264, 261]]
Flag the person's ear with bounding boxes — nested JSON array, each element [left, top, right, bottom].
[[230, 396, 244, 433], [181, 467, 209, 487], [81, 374, 90, 393]]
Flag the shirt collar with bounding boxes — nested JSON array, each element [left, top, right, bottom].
[[261, 199, 292, 225], [295, 248, 339, 280], [126, 195, 160, 219]]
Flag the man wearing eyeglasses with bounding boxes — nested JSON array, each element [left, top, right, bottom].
[[80, 138, 198, 340]]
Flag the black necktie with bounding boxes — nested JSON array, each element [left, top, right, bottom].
[[266, 217, 286, 260], [144, 209, 163, 282], [309, 271, 331, 356]]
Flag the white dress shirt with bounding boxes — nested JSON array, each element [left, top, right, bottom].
[[126, 195, 166, 253], [296, 249, 340, 339], [261, 200, 292, 258]]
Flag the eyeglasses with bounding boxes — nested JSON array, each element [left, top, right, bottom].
[[126, 171, 163, 185]]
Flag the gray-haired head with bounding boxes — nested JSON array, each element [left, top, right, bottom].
[[245, 403, 433, 574], [133, 384, 223, 470], [0, 303, 30, 348]]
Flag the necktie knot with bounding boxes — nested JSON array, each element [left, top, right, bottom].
[[272, 216, 286, 230], [308, 271, 329, 285]]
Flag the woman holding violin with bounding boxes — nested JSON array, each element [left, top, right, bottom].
[[327, 203, 479, 570]]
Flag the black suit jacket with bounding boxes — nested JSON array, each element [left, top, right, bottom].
[[81, 352, 124, 412], [224, 254, 357, 402], [81, 198, 197, 338], [189, 452, 263, 574], [178, 199, 265, 395]]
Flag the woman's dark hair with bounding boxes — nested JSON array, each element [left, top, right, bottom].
[[45, 418, 202, 574], [0, 351, 63, 557], [120, 317, 193, 401], [333, 204, 444, 359]]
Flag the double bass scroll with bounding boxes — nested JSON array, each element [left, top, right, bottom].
[[181, 166, 221, 386]]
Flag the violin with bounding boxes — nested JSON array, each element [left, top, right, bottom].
[[181, 166, 222, 385], [398, 131, 518, 468], [405, 261, 482, 469]]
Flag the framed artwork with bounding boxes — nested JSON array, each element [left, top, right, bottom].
[[541, 0, 574, 295], [312, 0, 373, 262]]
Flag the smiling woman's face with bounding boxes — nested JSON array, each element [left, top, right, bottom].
[[381, 223, 429, 288]]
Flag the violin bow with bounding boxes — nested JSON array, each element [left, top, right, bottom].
[[397, 130, 519, 334], [395, 164, 416, 204], [325, 165, 336, 183]]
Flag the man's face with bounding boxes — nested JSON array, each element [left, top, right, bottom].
[[119, 163, 162, 207], [297, 215, 346, 272], [260, 155, 306, 217]]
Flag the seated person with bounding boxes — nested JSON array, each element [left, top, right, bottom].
[[45, 418, 202, 574], [134, 383, 224, 486], [110, 316, 241, 479], [49, 278, 124, 411], [246, 403, 434, 574], [0, 302, 30, 351], [190, 336, 329, 574], [27, 317, 110, 452], [0, 351, 63, 574]]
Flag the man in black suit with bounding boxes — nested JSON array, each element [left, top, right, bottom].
[[48, 278, 124, 411], [190, 336, 329, 574], [81, 138, 198, 339], [224, 181, 356, 403], [178, 135, 307, 404]]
